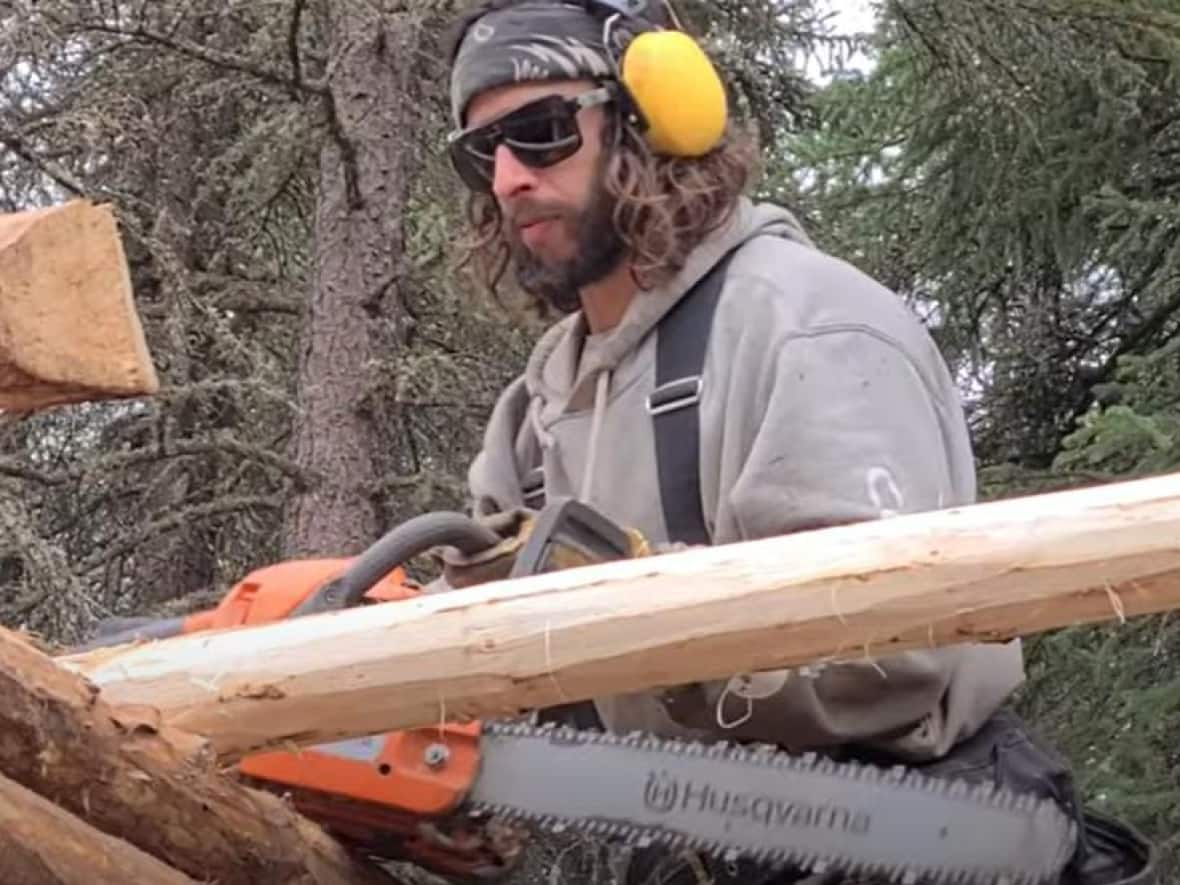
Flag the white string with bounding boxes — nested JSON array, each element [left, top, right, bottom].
[[580, 371, 611, 502], [715, 684, 753, 730]]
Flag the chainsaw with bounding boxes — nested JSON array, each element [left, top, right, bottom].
[[80, 497, 1079, 885]]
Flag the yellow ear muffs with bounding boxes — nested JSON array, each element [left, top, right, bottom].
[[618, 29, 727, 157]]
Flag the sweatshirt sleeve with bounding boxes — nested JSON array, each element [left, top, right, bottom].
[[729, 326, 963, 538], [668, 325, 1019, 760]]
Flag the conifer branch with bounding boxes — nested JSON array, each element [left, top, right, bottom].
[[76, 21, 327, 96]]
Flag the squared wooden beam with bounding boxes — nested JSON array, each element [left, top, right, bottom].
[[63, 470, 1180, 762], [0, 200, 158, 411]]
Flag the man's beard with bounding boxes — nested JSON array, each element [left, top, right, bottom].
[[505, 177, 626, 314]]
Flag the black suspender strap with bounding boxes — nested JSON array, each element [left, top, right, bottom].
[[647, 252, 736, 546]]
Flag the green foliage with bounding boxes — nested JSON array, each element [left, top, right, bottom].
[[1056, 404, 1178, 476], [778, 0, 1180, 467], [1018, 618, 1180, 874], [1056, 342, 1180, 477]]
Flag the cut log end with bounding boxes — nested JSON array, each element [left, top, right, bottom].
[[0, 200, 158, 411]]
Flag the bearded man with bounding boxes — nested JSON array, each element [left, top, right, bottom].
[[435, 1, 1153, 882]]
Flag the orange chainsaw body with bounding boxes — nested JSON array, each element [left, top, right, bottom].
[[134, 499, 636, 879], [180, 557, 419, 631], [173, 559, 509, 879]]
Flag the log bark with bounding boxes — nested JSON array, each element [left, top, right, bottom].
[[0, 772, 196, 885], [0, 627, 395, 885], [0, 200, 158, 411], [65, 470, 1180, 762]]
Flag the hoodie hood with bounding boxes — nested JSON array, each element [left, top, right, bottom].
[[522, 197, 814, 416]]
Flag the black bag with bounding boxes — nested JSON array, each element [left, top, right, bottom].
[[902, 708, 1155, 885]]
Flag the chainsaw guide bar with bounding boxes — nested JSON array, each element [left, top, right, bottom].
[[467, 721, 1078, 885]]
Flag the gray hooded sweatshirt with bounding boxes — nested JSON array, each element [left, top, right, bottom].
[[466, 196, 1024, 761]]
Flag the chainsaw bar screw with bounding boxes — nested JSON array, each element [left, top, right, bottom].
[[424, 743, 450, 768]]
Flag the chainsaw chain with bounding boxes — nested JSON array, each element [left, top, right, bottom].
[[466, 720, 1078, 885]]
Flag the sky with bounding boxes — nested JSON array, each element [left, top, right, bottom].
[[827, 0, 877, 33], [809, 0, 878, 81]]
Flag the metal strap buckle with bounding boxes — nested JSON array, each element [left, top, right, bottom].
[[645, 376, 703, 416]]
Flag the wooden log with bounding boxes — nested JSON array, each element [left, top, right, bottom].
[[64, 470, 1180, 762], [0, 772, 196, 885], [0, 627, 396, 885], [0, 200, 158, 411]]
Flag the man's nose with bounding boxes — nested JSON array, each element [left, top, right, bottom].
[[491, 145, 538, 201]]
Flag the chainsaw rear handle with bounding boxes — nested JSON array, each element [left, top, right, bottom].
[[290, 510, 501, 617]]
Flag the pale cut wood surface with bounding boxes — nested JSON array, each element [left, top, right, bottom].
[[65, 470, 1180, 762], [0, 627, 397, 885], [0, 772, 196, 885], [0, 200, 157, 410]]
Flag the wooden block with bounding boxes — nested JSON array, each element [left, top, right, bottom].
[[0, 200, 158, 410]]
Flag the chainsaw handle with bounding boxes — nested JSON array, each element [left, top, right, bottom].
[[290, 511, 500, 617]]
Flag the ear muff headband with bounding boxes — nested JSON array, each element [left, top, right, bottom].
[[449, 0, 728, 158]]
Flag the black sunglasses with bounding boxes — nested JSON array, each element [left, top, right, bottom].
[[447, 86, 615, 192]]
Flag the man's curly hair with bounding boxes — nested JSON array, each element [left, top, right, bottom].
[[446, 0, 759, 305]]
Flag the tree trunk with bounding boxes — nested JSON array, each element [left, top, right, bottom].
[[0, 773, 196, 885], [0, 626, 395, 885], [67, 470, 1180, 762], [285, 3, 415, 557]]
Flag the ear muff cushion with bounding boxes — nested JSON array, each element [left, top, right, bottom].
[[620, 30, 727, 156]]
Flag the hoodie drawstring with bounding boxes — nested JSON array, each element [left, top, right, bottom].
[[528, 395, 555, 450], [579, 371, 611, 503]]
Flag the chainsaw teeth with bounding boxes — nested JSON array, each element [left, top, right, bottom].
[[468, 720, 1076, 885]]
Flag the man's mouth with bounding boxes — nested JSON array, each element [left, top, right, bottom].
[[514, 214, 561, 251], [515, 213, 557, 231]]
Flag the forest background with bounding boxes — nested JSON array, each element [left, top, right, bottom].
[[1, 0, 1178, 879]]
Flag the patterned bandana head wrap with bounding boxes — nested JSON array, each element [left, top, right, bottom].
[[450, 2, 647, 127]]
